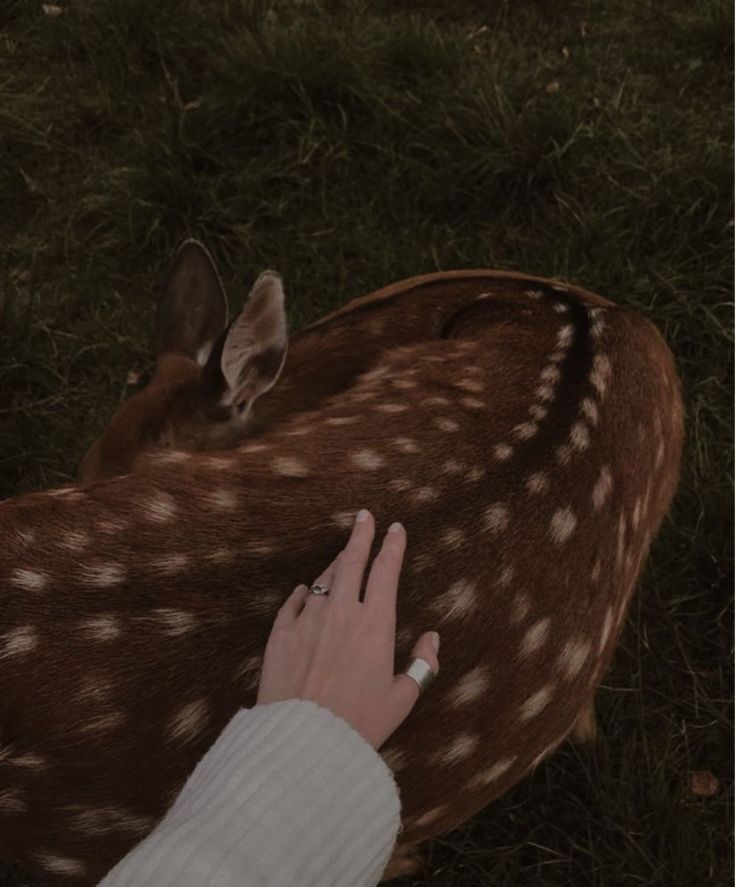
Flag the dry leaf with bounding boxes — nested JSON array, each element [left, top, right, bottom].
[[688, 770, 718, 797], [562, 46, 570, 60], [126, 371, 142, 387], [42, 4, 63, 15], [546, 81, 560, 95]]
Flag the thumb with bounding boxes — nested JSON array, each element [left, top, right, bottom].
[[391, 630, 441, 718]]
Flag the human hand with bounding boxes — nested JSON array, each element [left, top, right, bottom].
[[256, 508, 440, 749]]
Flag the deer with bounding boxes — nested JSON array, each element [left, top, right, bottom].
[[0, 241, 684, 885]]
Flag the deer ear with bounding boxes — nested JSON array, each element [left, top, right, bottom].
[[214, 270, 288, 409], [155, 240, 229, 366]]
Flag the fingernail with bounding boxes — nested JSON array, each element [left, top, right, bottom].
[[387, 521, 403, 533], [356, 509, 370, 523], [428, 631, 440, 652]]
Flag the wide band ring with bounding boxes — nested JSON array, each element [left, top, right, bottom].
[[402, 657, 436, 694]]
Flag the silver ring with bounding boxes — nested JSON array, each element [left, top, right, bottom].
[[402, 657, 435, 694], [309, 583, 329, 596]]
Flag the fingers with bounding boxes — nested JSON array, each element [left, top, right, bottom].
[[364, 521, 406, 629], [278, 549, 342, 628], [329, 509, 376, 604], [391, 631, 441, 715], [272, 584, 309, 630]]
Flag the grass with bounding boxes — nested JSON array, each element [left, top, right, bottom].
[[0, 0, 732, 884]]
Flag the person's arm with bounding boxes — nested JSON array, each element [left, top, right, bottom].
[[98, 698, 401, 887]]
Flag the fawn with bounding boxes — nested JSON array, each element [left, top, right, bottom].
[[0, 241, 684, 883]]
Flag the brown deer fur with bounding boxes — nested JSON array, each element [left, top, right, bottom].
[[0, 254, 684, 884]]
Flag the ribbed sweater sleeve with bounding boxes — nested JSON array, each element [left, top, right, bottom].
[[98, 699, 402, 887]]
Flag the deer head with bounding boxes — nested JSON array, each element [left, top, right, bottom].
[[78, 241, 288, 484]]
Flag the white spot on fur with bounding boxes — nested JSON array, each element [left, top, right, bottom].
[[632, 498, 642, 530], [434, 416, 460, 432], [351, 449, 385, 470], [510, 591, 531, 623], [8, 753, 46, 770], [412, 551, 433, 572], [529, 404, 548, 420], [580, 397, 599, 426], [411, 805, 448, 829], [455, 379, 485, 393], [325, 415, 359, 426], [521, 617, 551, 656], [440, 528, 466, 549], [79, 563, 126, 587], [168, 699, 209, 743], [493, 443, 513, 461], [465, 466, 485, 482], [205, 489, 238, 510], [590, 353, 612, 397], [388, 478, 412, 492], [549, 350, 566, 364], [412, 485, 439, 503], [64, 804, 154, 836], [552, 302, 568, 313], [58, 529, 90, 552], [151, 554, 190, 575], [655, 438, 665, 469], [0, 788, 27, 813], [550, 507, 576, 543], [152, 608, 197, 637], [514, 422, 538, 440], [591, 558, 602, 583], [98, 518, 130, 534], [391, 437, 419, 454], [592, 465, 613, 511], [206, 548, 236, 564], [558, 638, 592, 679], [380, 746, 408, 773], [442, 458, 464, 474], [556, 325, 574, 348], [424, 396, 451, 407], [0, 626, 37, 660], [526, 289, 544, 300], [450, 666, 491, 705], [272, 456, 310, 477], [34, 853, 86, 877], [570, 421, 590, 451], [519, 685, 553, 721], [616, 512, 627, 567], [391, 379, 417, 390], [497, 565, 515, 589], [375, 402, 409, 413], [156, 450, 190, 464], [208, 455, 235, 469], [146, 491, 177, 522], [541, 365, 561, 384], [11, 568, 47, 592], [599, 606, 614, 653], [432, 733, 480, 765], [431, 579, 478, 619], [556, 444, 573, 465], [526, 472, 550, 495], [484, 503, 510, 533], [535, 384, 555, 403], [468, 756, 516, 789], [461, 396, 486, 409], [79, 615, 121, 641], [591, 318, 606, 340]]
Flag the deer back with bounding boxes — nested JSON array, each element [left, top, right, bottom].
[[0, 271, 684, 884]]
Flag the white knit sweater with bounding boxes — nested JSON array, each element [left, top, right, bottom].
[[98, 699, 402, 886]]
